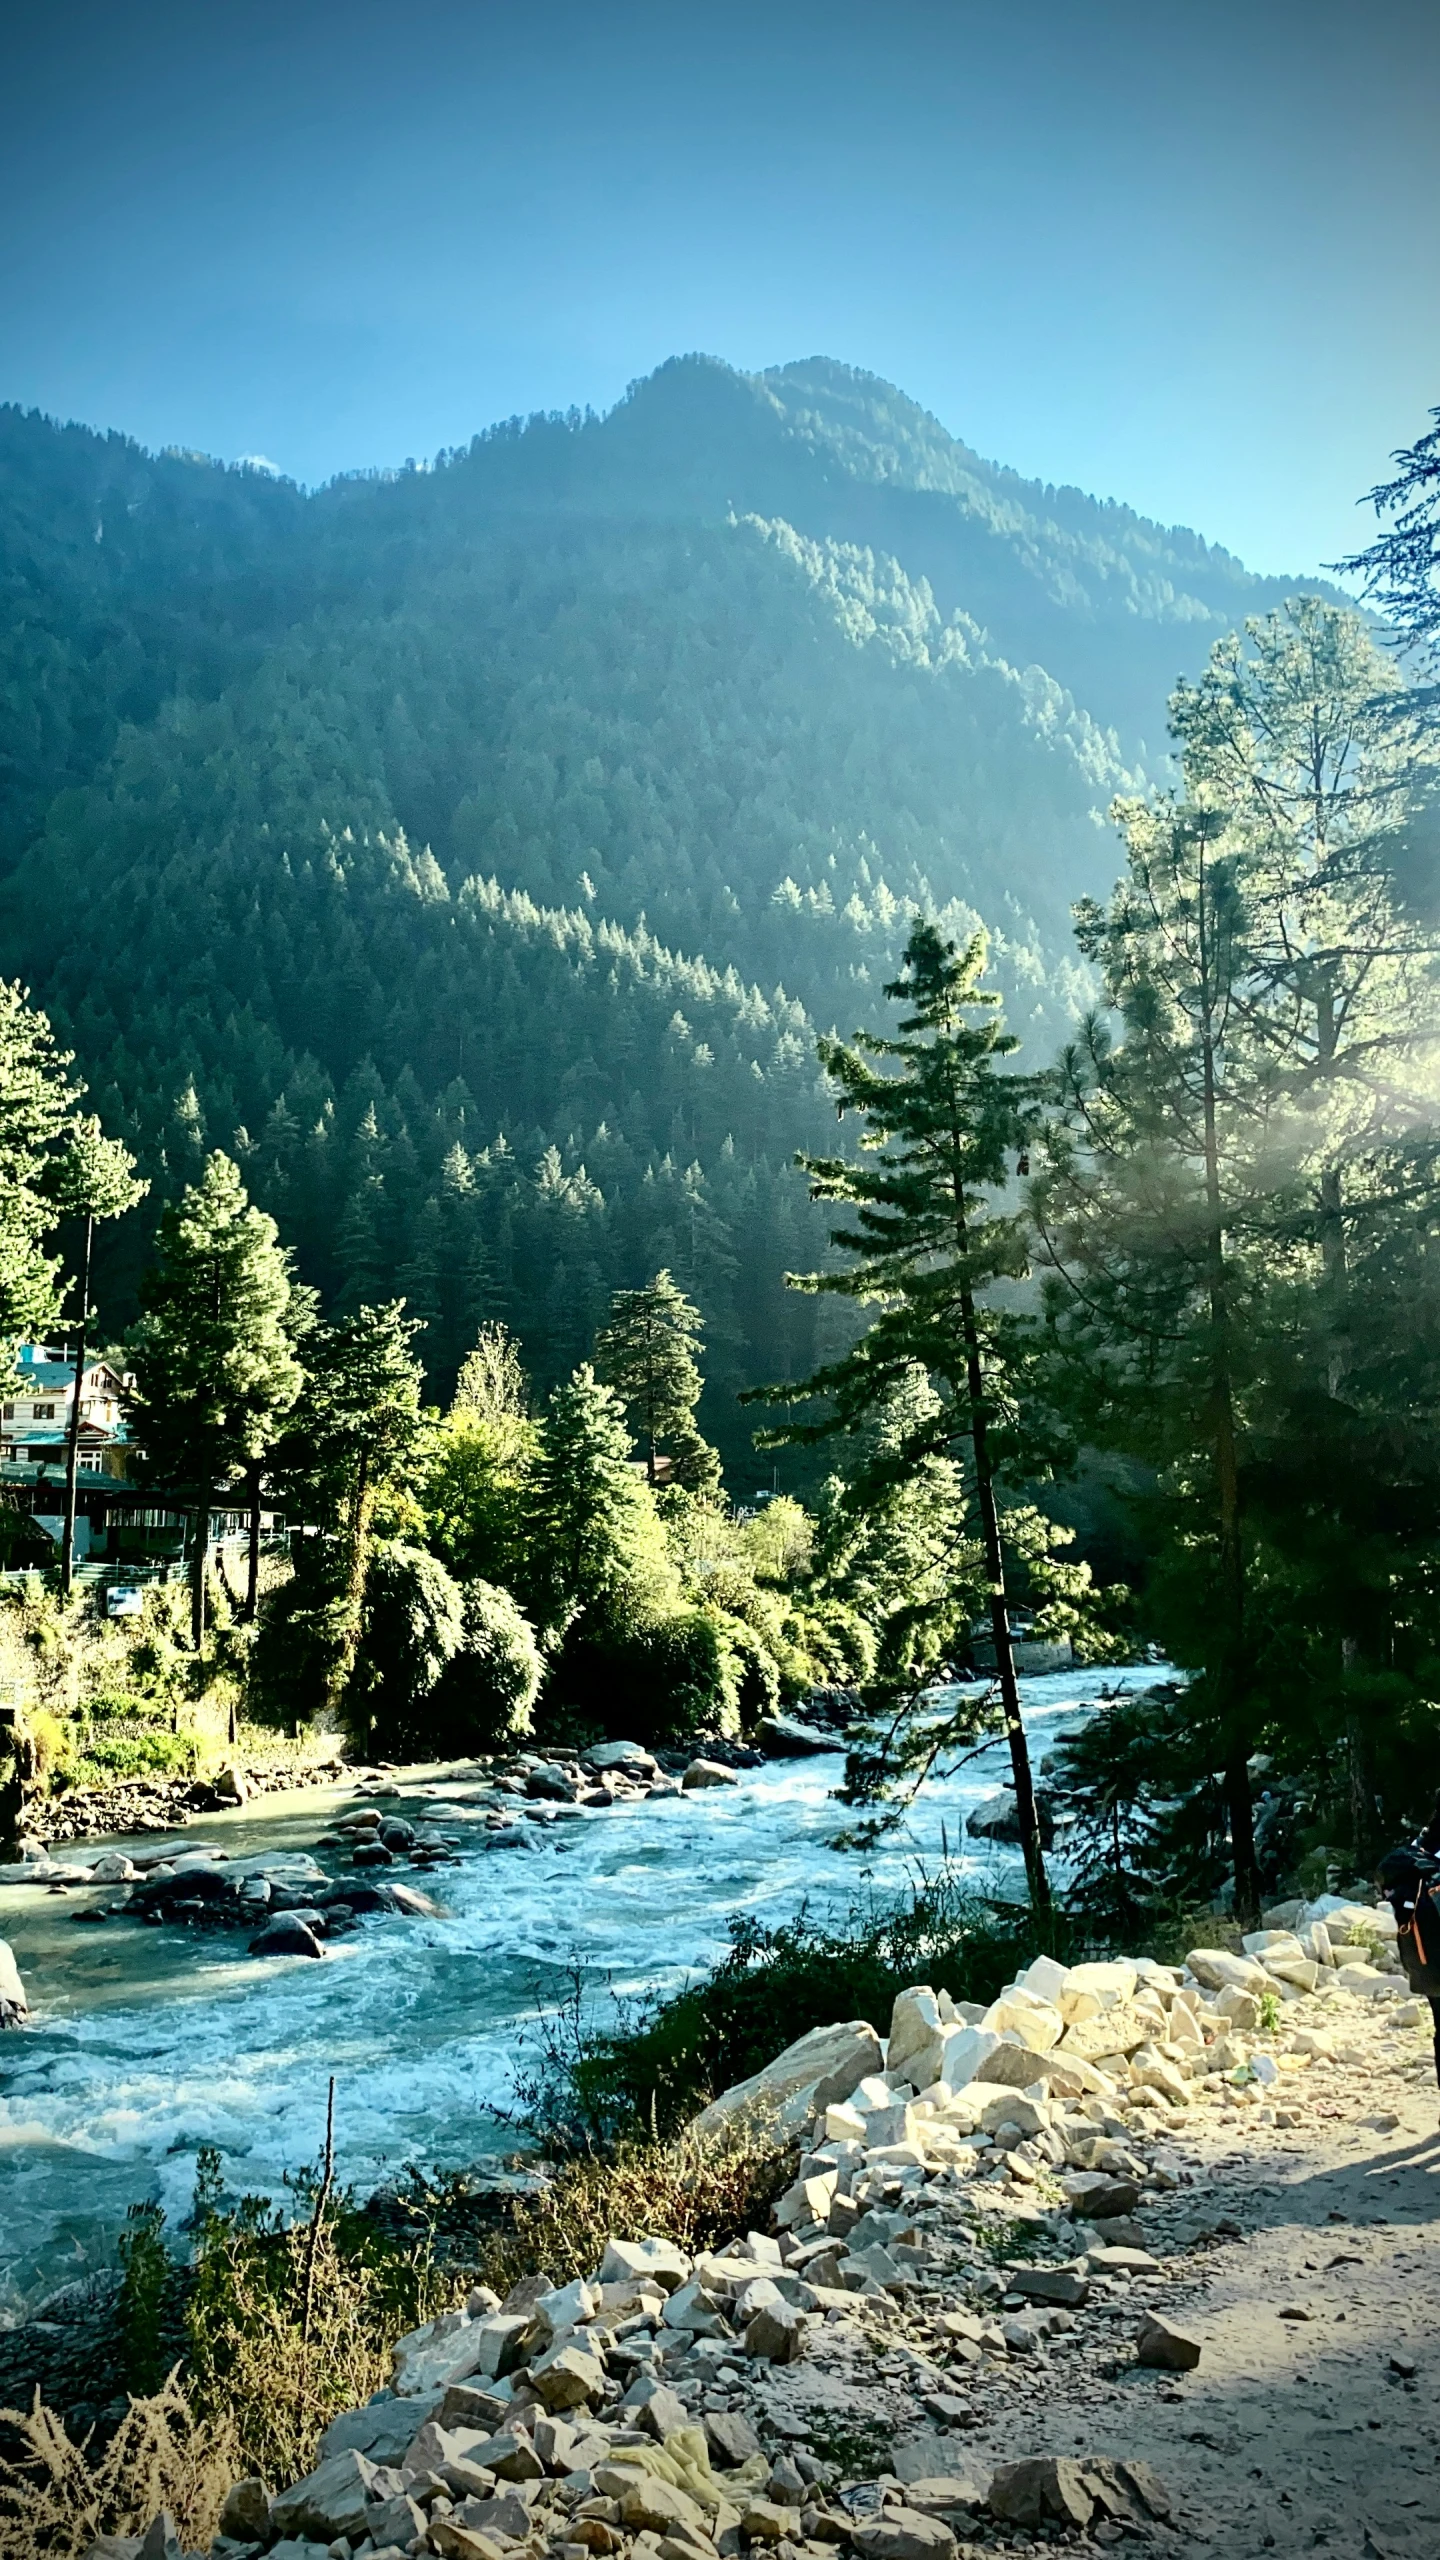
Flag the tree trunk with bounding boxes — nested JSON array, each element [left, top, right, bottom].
[[959, 1275, 1050, 1913], [1196, 836, 1261, 1926], [191, 1486, 210, 1649], [59, 1215, 93, 1600], [325, 1450, 373, 1723], [244, 1458, 263, 1623]]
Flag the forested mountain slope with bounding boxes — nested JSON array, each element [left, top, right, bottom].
[[0, 356, 1332, 1457]]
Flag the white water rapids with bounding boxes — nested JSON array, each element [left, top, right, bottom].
[[0, 1665, 1163, 2318]]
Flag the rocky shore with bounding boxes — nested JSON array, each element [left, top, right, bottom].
[[76, 1891, 1440, 2560]]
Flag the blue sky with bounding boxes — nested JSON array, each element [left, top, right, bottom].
[[4, 0, 1437, 573]]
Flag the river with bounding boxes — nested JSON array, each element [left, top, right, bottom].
[[0, 1665, 1164, 2319]]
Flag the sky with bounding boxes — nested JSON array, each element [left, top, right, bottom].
[[3, 0, 1438, 576]]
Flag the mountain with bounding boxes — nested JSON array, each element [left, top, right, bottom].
[[0, 357, 1332, 1465]]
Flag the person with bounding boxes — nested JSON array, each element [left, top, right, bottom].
[[1377, 1830, 1440, 2104]]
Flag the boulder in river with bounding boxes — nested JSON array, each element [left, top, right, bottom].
[[587, 1740, 659, 1773], [756, 1713, 833, 1756], [248, 1915, 325, 1959], [966, 1788, 1057, 1847], [0, 1935, 27, 2026]]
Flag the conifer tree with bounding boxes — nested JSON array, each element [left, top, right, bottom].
[[289, 1301, 428, 1715], [752, 920, 1053, 1909], [130, 1153, 304, 1646], [52, 1116, 148, 1594], [595, 1268, 716, 1485], [1035, 796, 1283, 1922], [523, 1362, 656, 1639], [0, 981, 83, 1340]]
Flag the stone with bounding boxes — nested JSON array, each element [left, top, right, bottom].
[[369, 2492, 429, 2548], [745, 2297, 804, 2361], [888, 1984, 944, 2072], [1135, 2311, 1202, 2371], [268, 2448, 376, 2541], [1185, 1948, 1270, 1995], [428, 2519, 510, 2560], [532, 2413, 579, 2470], [969, 2038, 1051, 2091], [1062, 2172, 1141, 2220], [1085, 2244, 1158, 2274], [624, 2378, 691, 2440], [90, 1852, 139, 1883], [901, 2478, 988, 2519], [988, 2459, 1095, 2530], [1214, 1986, 1261, 2029], [534, 2274, 599, 2336], [690, 2019, 883, 2135], [682, 1759, 738, 1789], [587, 1740, 660, 1771], [851, 2508, 958, 2560], [465, 2430, 545, 2480], [247, 1915, 324, 1959], [981, 1995, 1064, 2054], [757, 1713, 833, 1755], [598, 2236, 692, 2290], [975, 2089, 1048, 2137], [706, 2411, 762, 2467], [0, 1937, 28, 2022], [137, 2517, 182, 2560], [1005, 2262, 1089, 2307], [217, 2480, 271, 2540], [739, 2500, 791, 2543], [531, 2342, 607, 2409], [318, 2392, 443, 2461], [436, 2384, 515, 2432]]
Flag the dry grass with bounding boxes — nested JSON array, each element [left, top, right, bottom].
[[473, 2117, 794, 2297], [0, 2374, 237, 2560], [185, 2210, 459, 2489]]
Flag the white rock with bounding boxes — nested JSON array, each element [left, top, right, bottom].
[[0, 1938, 28, 2018], [982, 1996, 1063, 2054], [934, 2027, 1003, 2091], [690, 2018, 883, 2135], [1065, 1960, 1139, 2006], [1016, 1954, 1072, 2005], [1185, 1949, 1271, 1995], [888, 1985, 945, 2075]]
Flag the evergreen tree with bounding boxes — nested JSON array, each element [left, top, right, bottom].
[[129, 1153, 304, 1646], [52, 1116, 148, 1594], [522, 1362, 659, 1640], [0, 980, 83, 1340], [595, 1268, 716, 1485], [284, 1300, 428, 1715], [1340, 404, 1440, 678], [751, 920, 1054, 1908]]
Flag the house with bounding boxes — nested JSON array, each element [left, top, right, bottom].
[[0, 1343, 133, 1476]]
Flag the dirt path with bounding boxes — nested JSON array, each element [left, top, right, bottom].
[[792, 2028, 1440, 2557]]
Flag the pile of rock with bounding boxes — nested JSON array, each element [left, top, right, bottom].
[[106, 1885, 1430, 2560]]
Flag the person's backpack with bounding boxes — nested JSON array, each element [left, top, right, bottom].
[[1394, 1856, 1440, 1994]]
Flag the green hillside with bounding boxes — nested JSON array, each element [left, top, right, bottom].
[[0, 355, 1331, 1460]]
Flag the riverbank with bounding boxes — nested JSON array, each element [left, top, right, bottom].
[[6, 1900, 1437, 2560]]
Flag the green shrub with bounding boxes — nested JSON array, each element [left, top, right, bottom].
[[76, 1729, 199, 1780], [346, 1542, 465, 1755], [429, 1577, 543, 1753], [523, 1872, 1061, 2146]]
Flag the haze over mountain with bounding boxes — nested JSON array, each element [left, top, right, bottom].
[[0, 354, 1335, 1461]]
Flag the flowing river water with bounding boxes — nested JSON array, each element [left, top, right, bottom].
[[0, 1666, 1164, 2319]]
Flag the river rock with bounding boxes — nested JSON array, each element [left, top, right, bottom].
[[248, 1916, 325, 1958], [965, 1790, 1056, 1847], [690, 2018, 884, 2134], [587, 1740, 659, 1771], [681, 1758, 738, 1790], [756, 1713, 832, 1756], [0, 1936, 28, 2025]]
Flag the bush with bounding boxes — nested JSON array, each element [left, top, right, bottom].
[[428, 1578, 543, 1754], [346, 1542, 464, 1756], [546, 1602, 739, 1747], [0, 2377, 236, 2560], [523, 1873, 1060, 2145], [75, 1728, 199, 1781]]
